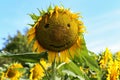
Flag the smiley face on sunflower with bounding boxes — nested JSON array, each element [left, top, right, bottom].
[[27, 6, 86, 62]]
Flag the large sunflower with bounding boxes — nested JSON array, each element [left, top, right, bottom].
[[27, 6, 85, 62]]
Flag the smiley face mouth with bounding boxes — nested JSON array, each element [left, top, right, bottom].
[[49, 41, 71, 48]]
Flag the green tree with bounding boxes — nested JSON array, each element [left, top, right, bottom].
[[0, 30, 32, 66], [2, 30, 32, 54]]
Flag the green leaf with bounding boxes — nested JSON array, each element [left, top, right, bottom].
[[76, 34, 99, 70], [57, 61, 90, 80], [62, 70, 85, 80], [66, 61, 90, 80], [74, 34, 102, 80], [0, 52, 48, 63]]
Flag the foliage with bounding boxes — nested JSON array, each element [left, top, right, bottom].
[[2, 31, 32, 54]]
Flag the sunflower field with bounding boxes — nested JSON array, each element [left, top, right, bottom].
[[0, 5, 120, 80]]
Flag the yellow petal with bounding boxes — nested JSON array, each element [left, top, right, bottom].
[[65, 57, 70, 63], [71, 13, 79, 19], [32, 40, 39, 51], [38, 17, 42, 22], [27, 27, 35, 35], [76, 37, 82, 48], [27, 33, 35, 44], [54, 6, 59, 18], [48, 51, 59, 63], [49, 10, 53, 18], [36, 42, 45, 53], [69, 41, 79, 58], [60, 50, 68, 62]]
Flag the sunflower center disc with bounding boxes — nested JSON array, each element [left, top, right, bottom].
[[7, 69, 16, 78], [36, 13, 79, 52]]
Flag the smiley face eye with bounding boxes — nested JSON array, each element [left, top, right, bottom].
[[67, 23, 70, 27], [44, 24, 49, 28]]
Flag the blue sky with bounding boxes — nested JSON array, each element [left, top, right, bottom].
[[0, 0, 120, 53]]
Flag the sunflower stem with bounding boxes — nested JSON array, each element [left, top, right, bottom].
[[51, 58, 56, 80]]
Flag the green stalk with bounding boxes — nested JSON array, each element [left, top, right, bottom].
[[51, 58, 56, 80]]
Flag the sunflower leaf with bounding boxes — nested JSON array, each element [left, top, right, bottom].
[[0, 52, 48, 63], [62, 70, 85, 80], [57, 61, 90, 80], [77, 34, 99, 70], [77, 51, 102, 80], [75, 34, 102, 80]]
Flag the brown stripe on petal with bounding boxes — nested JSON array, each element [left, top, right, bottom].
[[45, 15, 48, 23]]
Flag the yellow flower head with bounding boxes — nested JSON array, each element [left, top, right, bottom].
[[115, 51, 120, 61], [4, 63, 23, 80], [29, 59, 50, 80], [107, 60, 119, 80], [99, 48, 113, 69], [27, 5, 85, 62]]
